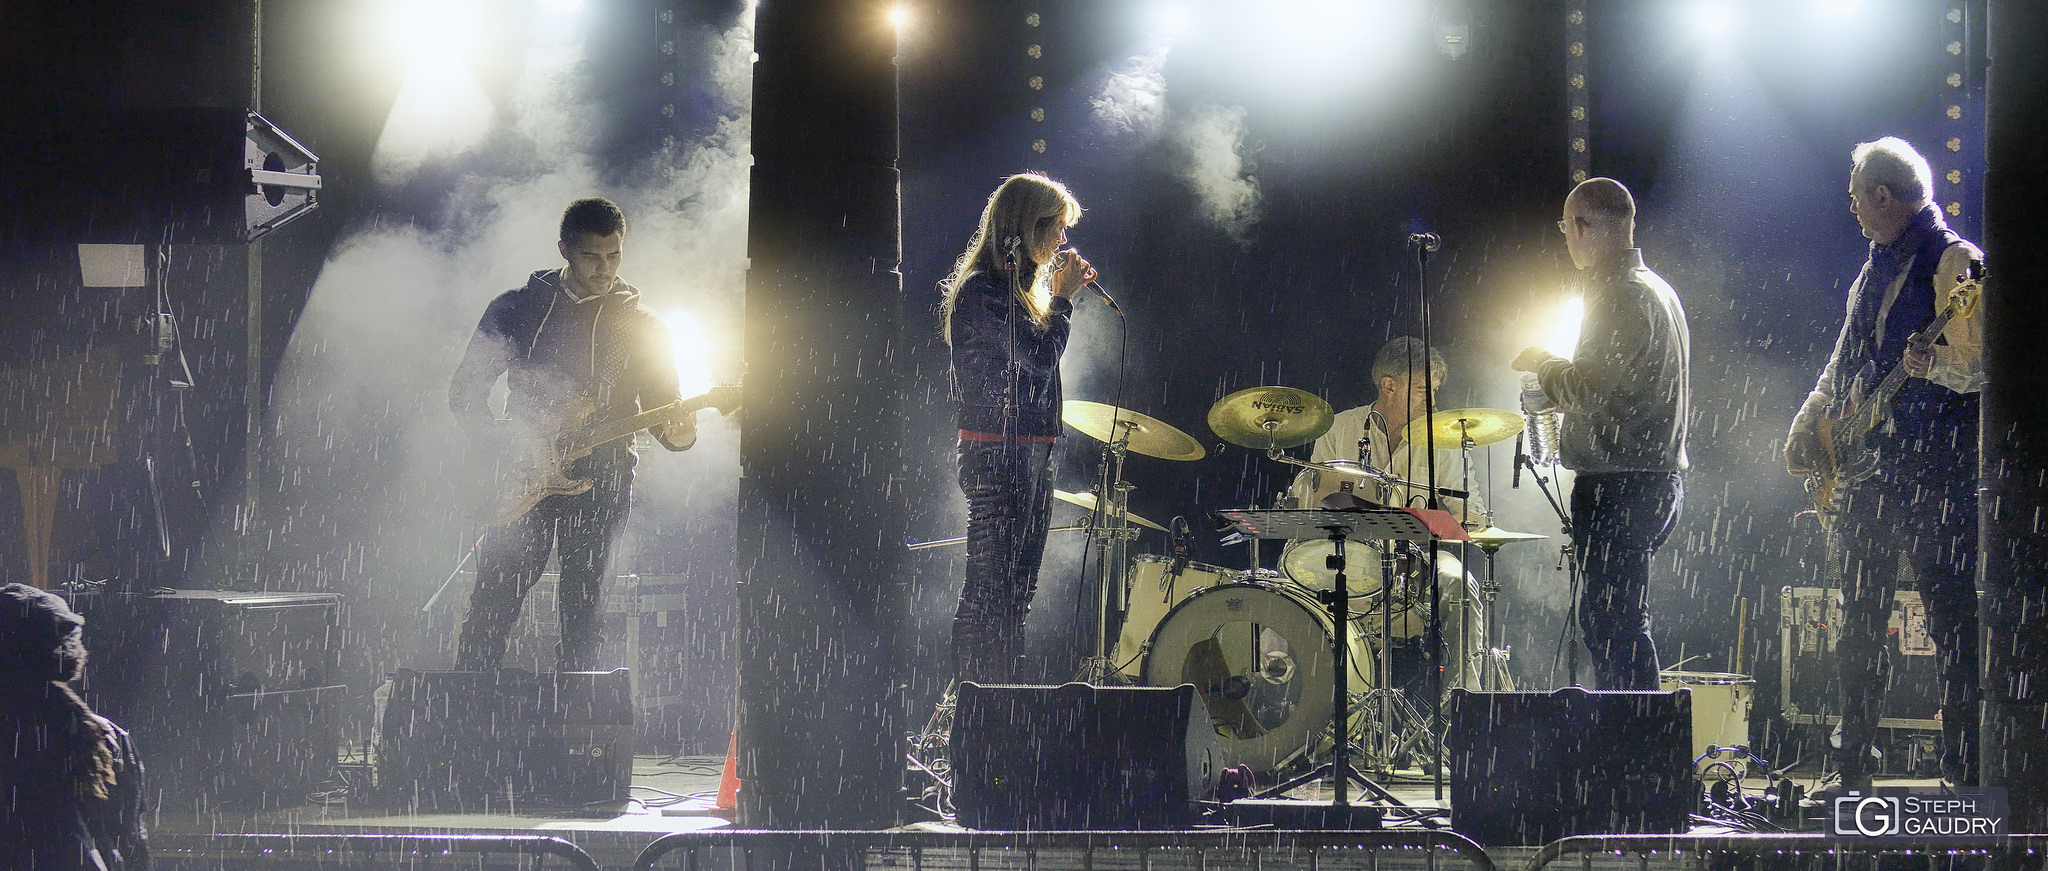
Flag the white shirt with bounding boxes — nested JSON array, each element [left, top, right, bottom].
[[1292, 405, 1487, 526]]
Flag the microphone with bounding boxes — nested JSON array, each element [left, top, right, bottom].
[[1168, 516, 1192, 578], [1084, 280, 1123, 316], [1513, 430, 1526, 489], [1407, 232, 1442, 252]]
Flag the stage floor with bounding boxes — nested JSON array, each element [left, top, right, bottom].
[[148, 758, 1945, 869]]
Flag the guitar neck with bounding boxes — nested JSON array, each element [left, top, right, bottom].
[[569, 396, 709, 454]]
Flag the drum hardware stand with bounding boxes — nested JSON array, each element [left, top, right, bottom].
[[1217, 509, 1464, 818], [1075, 419, 1144, 686], [1468, 535, 1520, 693]]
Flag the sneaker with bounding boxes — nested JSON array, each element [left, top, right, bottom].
[[1800, 771, 1875, 813]]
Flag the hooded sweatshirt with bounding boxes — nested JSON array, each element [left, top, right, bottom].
[[449, 268, 688, 471]]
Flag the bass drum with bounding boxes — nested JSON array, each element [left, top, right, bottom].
[[1112, 554, 1234, 681], [1142, 581, 1373, 776]]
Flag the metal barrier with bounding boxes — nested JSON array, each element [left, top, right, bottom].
[[160, 832, 601, 871], [634, 829, 1496, 871], [1525, 833, 2048, 871]]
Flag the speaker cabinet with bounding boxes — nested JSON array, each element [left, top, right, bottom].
[[79, 590, 344, 811], [951, 682, 1221, 830], [1447, 688, 1692, 846], [375, 668, 634, 812]]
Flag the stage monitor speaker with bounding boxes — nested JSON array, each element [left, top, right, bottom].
[[78, 590, 344, 811], [951, 682, 1221, 830], [1447, 688, 1692, 846], [2, 107, 319, 246], [375, 668, 633, 812]]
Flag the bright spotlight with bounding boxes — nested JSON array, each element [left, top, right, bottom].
[[1543, 297, 1585, 359], [665, 309, 716, 398], [888, 6, 907, 29], [394, 0, 482, 64], [1152, 4, 1191, 38], [1688, 1, 1734, 38], [1815, 0, 1864, 19]]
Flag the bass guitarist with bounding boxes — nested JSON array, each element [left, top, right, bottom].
[[1785, 138, 1985, 796], [448, 197, 697, 672]]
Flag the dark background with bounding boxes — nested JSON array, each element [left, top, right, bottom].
[[0, 0, 1984, 759]]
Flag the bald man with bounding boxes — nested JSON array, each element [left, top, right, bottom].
[[1511, 177, 1691, 691]]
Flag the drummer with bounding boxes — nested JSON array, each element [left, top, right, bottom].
[[1295, 337, 1487, 526]]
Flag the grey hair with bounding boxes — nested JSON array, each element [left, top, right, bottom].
[[1851, 137, 1933, 205], [1371, 336, 1446, 385]]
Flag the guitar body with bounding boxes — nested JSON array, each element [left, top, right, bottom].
[[487, 384, 743, 527]]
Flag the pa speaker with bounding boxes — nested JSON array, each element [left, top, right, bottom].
[[1448, 688, 1693, 845], [951, 682, 1221, 830], [375, 668, 633, 812]]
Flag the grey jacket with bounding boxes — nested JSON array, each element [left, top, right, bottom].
[[1533, 248, 1691, 475]]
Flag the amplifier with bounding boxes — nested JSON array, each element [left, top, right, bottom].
[[79, 590, 343, 811], [1448, 688, 1692, 846], [1778, 585, 1942, 730]]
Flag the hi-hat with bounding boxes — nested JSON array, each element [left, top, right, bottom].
[[1062, 401, 1205, 461], [1465, 525, 1549, 553], [1053, 489, 1169, 532], [1206, 386, 1336, 450], [1398, 407, 1525, 450]]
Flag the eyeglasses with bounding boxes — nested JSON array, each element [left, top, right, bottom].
[[1556, 218, 1571, 234]]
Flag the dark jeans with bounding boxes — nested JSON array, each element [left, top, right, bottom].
[[953, 439, 1056, 684], [1833, 397, 1979, 785], [456, 458, 632, 672], [1571, 471, 1684, 690]]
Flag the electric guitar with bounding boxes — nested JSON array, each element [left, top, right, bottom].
[[1804, 263, 1982, 531], [490, 383, 742, 526]]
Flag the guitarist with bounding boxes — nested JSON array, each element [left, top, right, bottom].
[[1785, 138, 1985, 795], [448, 197, 697, 672]]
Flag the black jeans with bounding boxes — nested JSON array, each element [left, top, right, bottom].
[[953, 439, 1056, 684], [1571, 471, 1684, 690], [1833, 399, 1979, 785], [456, 457, 632, 672]]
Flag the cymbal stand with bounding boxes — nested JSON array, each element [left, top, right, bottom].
[[1451, 422, 1478, 692], [1517, 452, 1582, 685], [1470, 539, 1517, 692], [1074, 419, 1142, 685]]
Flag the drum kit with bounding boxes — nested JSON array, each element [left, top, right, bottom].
[[1055, 386, 1554, 786]]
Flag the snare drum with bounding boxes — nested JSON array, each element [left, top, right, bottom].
[[1661, 671, 1754, 772], [1280, 541, 1464, 642], [1142, 581, 1374, 775], [1286, 461, 1380, 510], [1112, 554, 1233, 680]]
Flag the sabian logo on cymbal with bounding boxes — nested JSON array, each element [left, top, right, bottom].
[[1252, 400, 1306, 414]]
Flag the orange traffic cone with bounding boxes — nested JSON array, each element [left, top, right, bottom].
[[715, 730, 741, 812]]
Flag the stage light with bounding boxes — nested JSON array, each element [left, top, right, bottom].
[[1543, 297, 1585, 359], [1815, 0, 1864, 19], [1151, 3, 1191, 38], [889, 6, 907, 29], [1688, 1, 1734, 39], [666, 309, 716, 398], [392, 0, 483, 64]]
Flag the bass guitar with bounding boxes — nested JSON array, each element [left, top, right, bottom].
[[491, 383, 742, 526], [1805, 262, 1981, 531]]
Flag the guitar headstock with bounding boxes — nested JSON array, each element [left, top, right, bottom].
[[1948, 260, 1984, 319], [705, 382, 744, 415]]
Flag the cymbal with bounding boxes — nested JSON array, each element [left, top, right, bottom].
[[1398, 407, 1524, 450], [1466, 525, 1550, 552], [1206, 386, 1336, 450], [1053, 489, 1170, 533], [1062, 401, 1205, 461]]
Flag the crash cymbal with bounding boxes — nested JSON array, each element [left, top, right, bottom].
[[1206, 386, 1336, 450], [1398, 407, 1524, 450], [1465, 526, 1549, 552], [1062, 401, 1206, 461], [1053, 489, 1170, 532]]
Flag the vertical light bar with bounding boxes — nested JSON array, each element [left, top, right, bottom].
[[1937, 3, 1986, 240], [1567, 5, 1589, 185]]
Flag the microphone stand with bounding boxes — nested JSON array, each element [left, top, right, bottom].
[[1409, 232, 1445, 800], [1515, 451, 1582, 685]]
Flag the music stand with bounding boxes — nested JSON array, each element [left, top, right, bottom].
[[1215, 507, 1466, 812]]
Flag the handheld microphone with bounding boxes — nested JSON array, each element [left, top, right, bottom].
[[1084, 280, 1123, 316], [1407, 232, 1442, 252], [1513, 430, 1526, 489]]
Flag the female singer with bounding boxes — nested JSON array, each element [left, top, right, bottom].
[[940, 173, 1095, 683]]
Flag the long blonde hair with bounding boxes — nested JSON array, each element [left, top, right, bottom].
[[940, 173, 1084, 344]]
